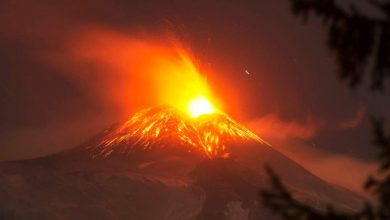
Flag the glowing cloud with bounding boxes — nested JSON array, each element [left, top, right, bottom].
[[50, 28, 220, 116]]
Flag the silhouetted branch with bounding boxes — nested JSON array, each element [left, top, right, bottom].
[[260, 166, 375, 220], [365, 118, 390, 219], [260, 166, 326, 220], [290, 0, 390, 90]]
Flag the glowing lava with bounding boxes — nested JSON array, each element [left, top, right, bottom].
[[90, 105, 269, 158], [187, 96, 216, 118]]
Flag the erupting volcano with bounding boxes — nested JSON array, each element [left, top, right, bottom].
[[91, 101, 269, 158], [0, 41, 366, 220], [64, 37, 270, 159]]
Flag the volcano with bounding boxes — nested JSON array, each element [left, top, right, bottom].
[[0, 106, 364, 220]]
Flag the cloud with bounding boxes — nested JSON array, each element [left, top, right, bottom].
[[247, 113, 323, 141], [247, 113, 375, 195], [42, 28, 217, 116]]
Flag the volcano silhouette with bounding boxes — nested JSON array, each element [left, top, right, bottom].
[[0, 106, 364, 220]]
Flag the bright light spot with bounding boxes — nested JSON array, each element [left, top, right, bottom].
[[187, 96, 215, 118]]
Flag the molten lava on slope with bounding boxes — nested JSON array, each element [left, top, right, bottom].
[[90, 105, 269, 158]]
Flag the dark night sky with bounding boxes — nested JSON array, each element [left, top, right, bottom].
[[0, 0, 389, 192]]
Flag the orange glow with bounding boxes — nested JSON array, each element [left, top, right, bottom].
[[60, 29, 219, 116], [187, 96, 216, 118]]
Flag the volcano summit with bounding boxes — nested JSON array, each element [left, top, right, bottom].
[[90, 105, 269, 158]]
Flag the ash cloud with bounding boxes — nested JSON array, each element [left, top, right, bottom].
[[248, 113, 324, 141], [0, 0, 208, 159]]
